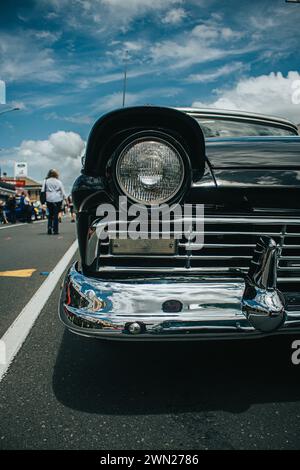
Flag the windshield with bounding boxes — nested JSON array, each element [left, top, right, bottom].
[[196, 118, 296, 138]]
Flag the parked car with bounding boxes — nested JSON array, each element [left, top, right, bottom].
[[59, 106, 300, 340]]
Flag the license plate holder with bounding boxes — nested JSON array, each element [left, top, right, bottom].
[[111, 238, 176, 255]]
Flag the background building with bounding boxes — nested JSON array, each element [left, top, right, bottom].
[[1, 176, 42, 202], [0, 180, 16, 203]]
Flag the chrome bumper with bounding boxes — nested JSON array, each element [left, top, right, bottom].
[[59, 256, 300, 340]]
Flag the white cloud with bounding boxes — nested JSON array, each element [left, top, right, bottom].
[[0, 31, 63, 83], [1, 131, 86, 191], [123, 41, 144, 52], [186, 62, 248, 83], [162, 8, 187, 25], [92, 92, 140, 111], [44, 112, 93, 125], [42, 0, 184, 33], [32, 30, 62, 43], [91, 87, 181, 113], [76, 66, 159, 89], [102, 0, 182, 20], [192, 71, 300, 124], [9, 100, 26, 110], [149, 21, 251, 70], [191, 24, 243, 42], [9, 92, 77, 113]]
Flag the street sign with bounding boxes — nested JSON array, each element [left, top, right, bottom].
[[14, 162, 28, 178]]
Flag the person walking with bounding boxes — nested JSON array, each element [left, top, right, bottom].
[[41, 204, 47, 220], [20, 192, 27, 222], [0, 200, 8, 224], [6, 195, 17, 224], [25, 194, 32, 223], [19, 191, 32, 223], [42, 169, 66, 235]]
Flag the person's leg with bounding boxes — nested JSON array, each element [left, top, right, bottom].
[[47, 203, 54, 234], [27, 207, 32, 223], [53, 203, 60, 234], [70, 206, 76, 222], [27, 206, 32, 223]]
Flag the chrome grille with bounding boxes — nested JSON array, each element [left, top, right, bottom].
[[94, 216, 300, 282]]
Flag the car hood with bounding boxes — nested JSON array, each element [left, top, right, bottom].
[[205, 136, 300, 189], [188, 136, 300, 213], [206, 136, 300, 168]]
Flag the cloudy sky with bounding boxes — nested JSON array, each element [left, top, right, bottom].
[[0, 0, 300, 190]]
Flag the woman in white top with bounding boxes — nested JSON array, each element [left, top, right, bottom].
[[42, 169, 66, 235]]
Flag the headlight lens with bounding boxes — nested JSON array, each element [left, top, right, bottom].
[[116, 137, 185, 205]]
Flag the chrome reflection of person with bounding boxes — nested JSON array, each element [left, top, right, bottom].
[[42, 169, 66, 235]]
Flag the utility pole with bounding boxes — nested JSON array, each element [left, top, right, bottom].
[[122, 50, 129, 108]]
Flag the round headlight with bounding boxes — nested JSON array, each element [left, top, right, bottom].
[[116, 137, 185, 205]]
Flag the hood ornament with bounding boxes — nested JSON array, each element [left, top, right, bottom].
[[242, 236, 286, 332]]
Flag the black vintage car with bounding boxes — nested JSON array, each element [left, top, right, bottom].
[[59, 106, 300, 340]]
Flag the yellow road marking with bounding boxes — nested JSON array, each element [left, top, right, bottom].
[[0, 269, 36, 278]]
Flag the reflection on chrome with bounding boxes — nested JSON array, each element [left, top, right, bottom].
[[242, 237, 286, 332]]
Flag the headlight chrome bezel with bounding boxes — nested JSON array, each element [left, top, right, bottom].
[[112, 131, 190, 206]]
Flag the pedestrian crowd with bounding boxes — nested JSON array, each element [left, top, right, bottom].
[[0, 169, 75, 235]]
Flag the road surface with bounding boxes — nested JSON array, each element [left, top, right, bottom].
[[0, 219, 299, 450]]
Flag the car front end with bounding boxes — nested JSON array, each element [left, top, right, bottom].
[[59, 106, 300, 340]]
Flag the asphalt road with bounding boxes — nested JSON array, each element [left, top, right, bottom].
[[0, 219, 300, 450]]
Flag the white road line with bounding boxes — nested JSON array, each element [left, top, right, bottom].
[[0, 220, 47, 230], [0, 223, 26, 230], [0, 239, 78, 382]]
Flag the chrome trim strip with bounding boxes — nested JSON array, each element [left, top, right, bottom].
[[100, 254, 252, 260], [93, 268, 300, 284], [178, 243, 256, 248], [202, 217, 300, 224], [278, 267, 300, 271], [96, 266, 250, 272], [92, 216, 300, 226]]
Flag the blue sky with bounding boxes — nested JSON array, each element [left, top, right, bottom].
[[0, 0, 300, 189]]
